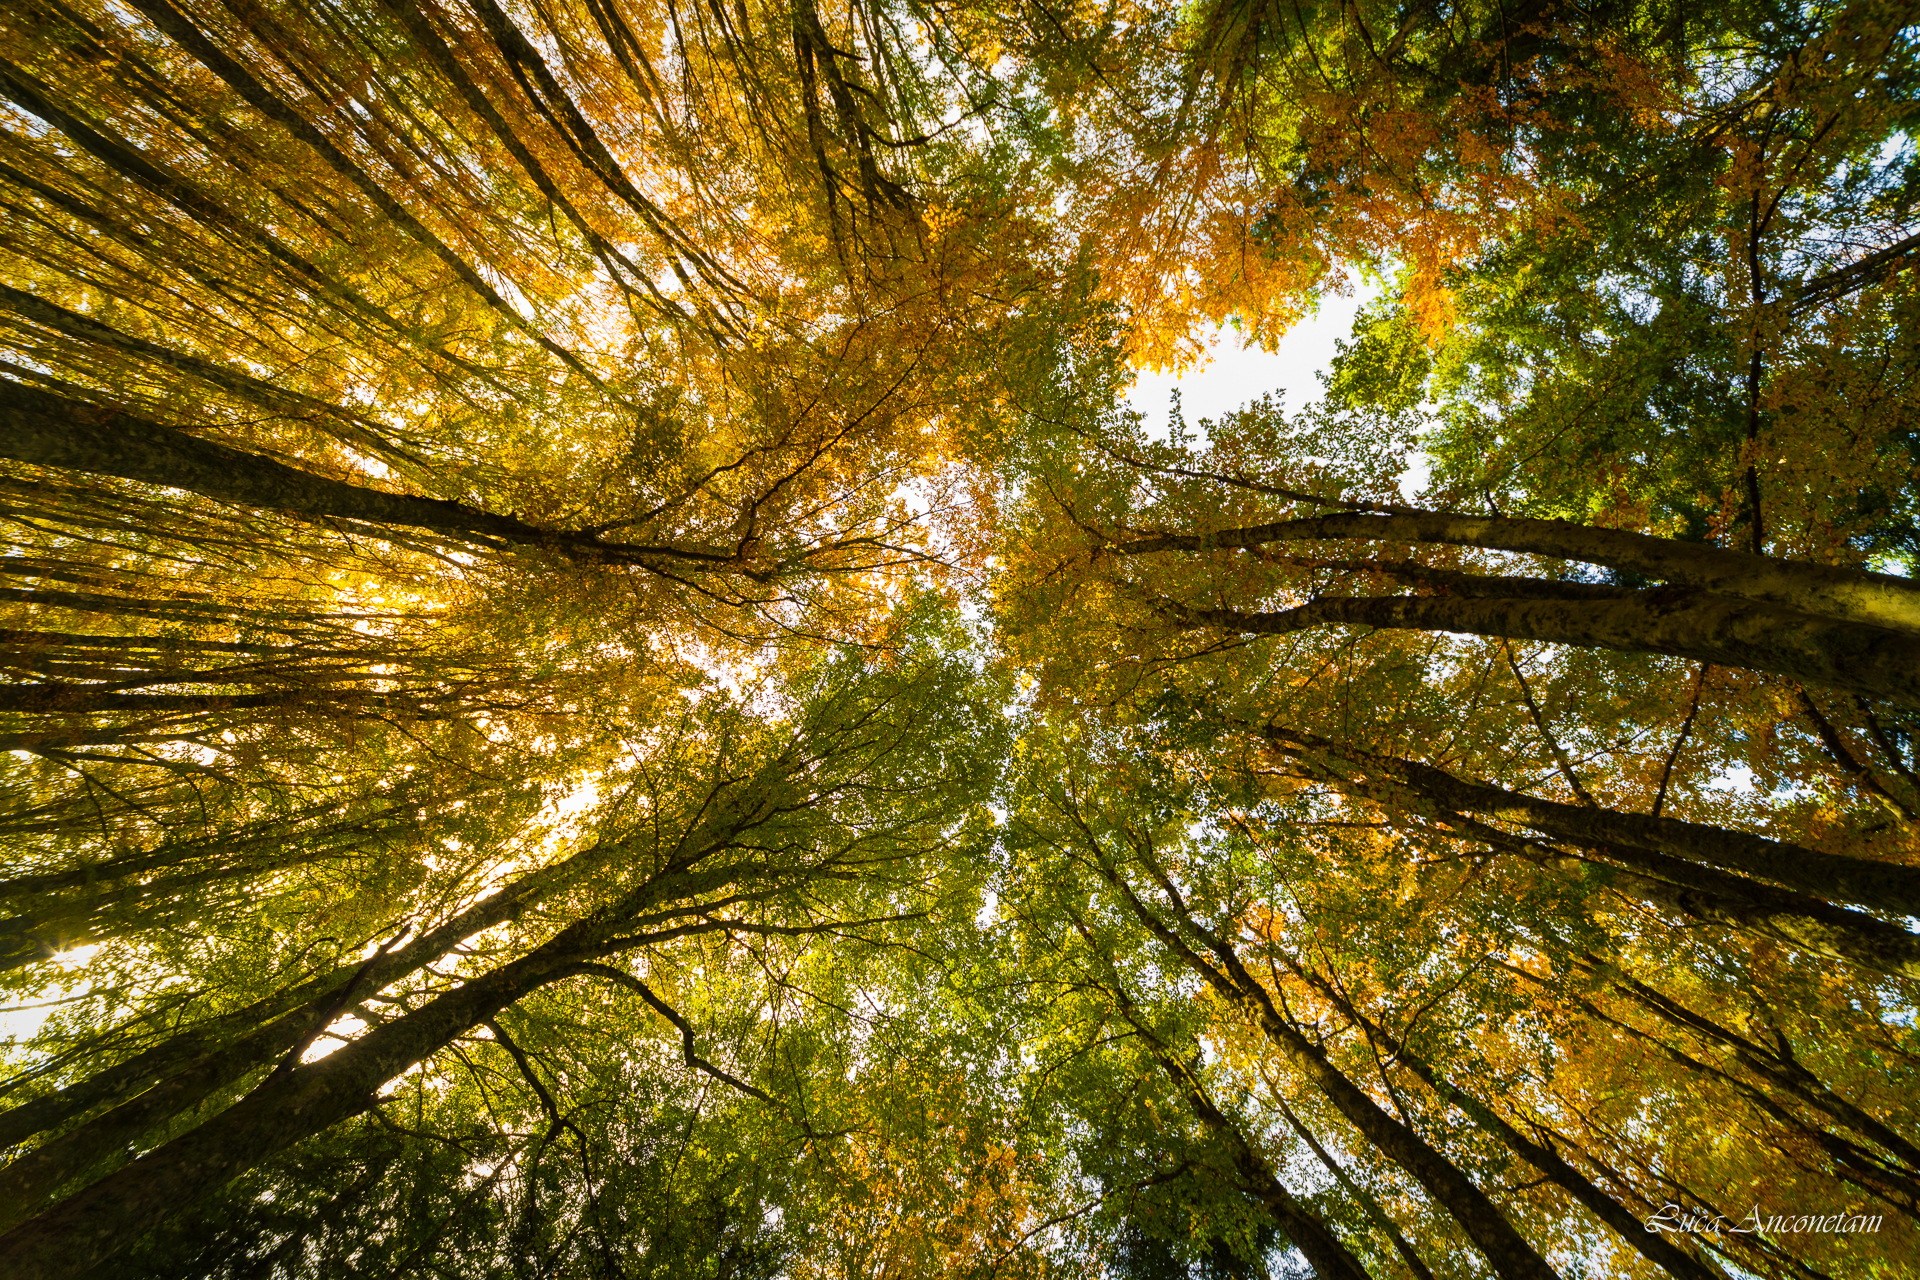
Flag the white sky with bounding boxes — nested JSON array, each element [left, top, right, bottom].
[[1124, 285, 1379, 429], [1122, 284, 1432, 500]]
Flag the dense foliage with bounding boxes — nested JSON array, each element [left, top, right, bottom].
[[1, 0, 1915, 1277]]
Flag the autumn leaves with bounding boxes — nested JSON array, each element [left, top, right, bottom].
[[1, 0, 1917, 1276]]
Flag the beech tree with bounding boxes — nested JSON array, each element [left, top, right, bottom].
[[2, 0, 1915, 1275]]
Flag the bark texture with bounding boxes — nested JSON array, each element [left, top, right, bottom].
[[1122, 510, 1920, 635], [1272, 730, 1920, 915], [1169, 589, 1920, 706]]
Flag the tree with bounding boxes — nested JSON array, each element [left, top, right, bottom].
[[3, 625, 1007, 1280], [1001, 719, 1918, 1277], [5, 0, 1918, 1274]]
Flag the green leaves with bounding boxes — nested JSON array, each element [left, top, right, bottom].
[[3, 0, 1919, 1275]]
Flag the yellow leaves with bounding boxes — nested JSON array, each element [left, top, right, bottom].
[[919, 200, 962, 245], [1402, 268, 1458, 346]]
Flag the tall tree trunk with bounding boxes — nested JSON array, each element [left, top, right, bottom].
[[1146, 1039, 1373, 1280], [1274, 1095, 1440, 1280], [0, 52, 480, 379], [1418, 792, 1920, 979], [1585, 966, 1920, 1196], [0, 835, 610, 1151], [1253, 729, 1920, 978], [0, 986, 325, 1154], [0, 995, 339, 1231], [0, 813, 776, 1277], [1522, 964, 1920, 1222], [120, 0, 611, 391], [1094, 951, 1374, 1280], [0, 865, 266, 973], [0, 379, 538, 540], [0, 380, 750, 573], [1299, 969, 1725, 1280], [1162, 589, 1920, 706], [1089, 853, 1564, 1280], [1119, 510, 1920, 634], [1263, 726, 1920, 916], [0, 937, 587, 1280]]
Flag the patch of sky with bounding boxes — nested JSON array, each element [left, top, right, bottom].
[[1123, 283, 1432, 502], [1867, 552, 1913, 579], [1706, 764, 1757, 796], [1124, 287, 1379, 430], [0, 944, 102, 1044]]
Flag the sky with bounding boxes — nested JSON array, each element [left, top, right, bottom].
[[1123, 283, 1433, 501], [1123, 285, 1379, 429]]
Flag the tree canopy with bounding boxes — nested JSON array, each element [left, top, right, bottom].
[[1, 0, 1916, 1277]]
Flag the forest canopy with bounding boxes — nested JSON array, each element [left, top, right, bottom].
[[0, 0, 1916, 1277]]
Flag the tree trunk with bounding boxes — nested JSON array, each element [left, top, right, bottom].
[[1275, 1096, 1440, 1280], [0, 826, 749, 1277], [1255, 730, 1920, 977], [0, 998, 330, 1232], [0, 283, 349, 427], [0, 835, 607, 1151], [0, 52, 473, 377], [1267, 727, 1920, 915], [1161, 1054, 1373, 1280], [1165, 589, 1920, 706], [0, 379, 537, 540], [1598, 971, 1920, 1188], [0, 941, 582, 1280], [0, 380, 749, 573], [1094, 859, 1564, 1280], [1302, 971, 1725, 1280], [120, 0, 610, 391], [0, 986, 322, 1154], [1106, 982, 1373, 1280], [1121, 510, 1920, 635]]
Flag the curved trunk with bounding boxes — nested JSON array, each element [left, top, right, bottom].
[[1122, 510, 1920, 634], [1166, 590, 1920, 706], [1266, 727, 1920, 916]]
